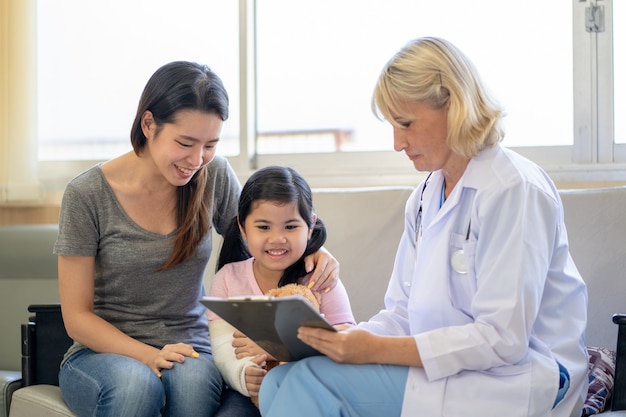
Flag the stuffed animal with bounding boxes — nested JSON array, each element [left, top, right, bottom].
[[250, 283, 321, 408], [266, 283, 321, 312]]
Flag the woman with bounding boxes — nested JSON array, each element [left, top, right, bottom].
[[55, 61, 338, 417], [258, 37, 588, 417]]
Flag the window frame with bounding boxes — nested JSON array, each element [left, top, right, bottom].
[[229, 0, 625, 187], [38, 0, 626, 193]]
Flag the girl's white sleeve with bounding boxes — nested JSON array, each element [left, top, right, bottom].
[[209, 319, 257, 396]]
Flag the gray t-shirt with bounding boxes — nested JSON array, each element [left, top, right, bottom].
[[54, 155, 241, 361]]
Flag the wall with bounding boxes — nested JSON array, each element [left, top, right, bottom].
[[2, 179, 626, 226], [0, 205, 60, 225]]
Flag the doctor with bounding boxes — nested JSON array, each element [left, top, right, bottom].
[[258, 37, 589, 417]]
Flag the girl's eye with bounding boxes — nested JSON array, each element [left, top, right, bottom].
[[257, 225, 270, 231], [285, 225, 299, 230], [400, 121, 411, 128]]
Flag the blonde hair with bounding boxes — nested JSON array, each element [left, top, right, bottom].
[[372, 37, 505, 158]]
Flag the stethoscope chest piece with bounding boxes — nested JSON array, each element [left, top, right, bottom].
[[451, 249, 468, 274]]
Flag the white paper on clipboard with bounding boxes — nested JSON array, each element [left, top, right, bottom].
[[201, 295, 336, 361]]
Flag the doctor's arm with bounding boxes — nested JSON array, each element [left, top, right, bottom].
[[298, 191, 425, 365], [299, 183, 429, 365], [298, 225, 423, 365], [297, 326, 423, 367]]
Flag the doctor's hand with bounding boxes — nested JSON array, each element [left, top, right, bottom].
[[298, 327, 423, 367], [297, 327, 374, 364]]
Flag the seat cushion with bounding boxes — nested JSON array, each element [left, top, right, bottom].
[[9, 385, 75, 417], [0, 371, 21, 417]]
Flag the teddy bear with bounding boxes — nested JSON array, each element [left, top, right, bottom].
[[266, 283, 321, 311]]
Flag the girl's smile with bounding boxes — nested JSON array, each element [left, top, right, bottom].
[[241, 200, 313, 286]]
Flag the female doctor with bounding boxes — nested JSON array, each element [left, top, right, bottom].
[[258, 37, 589, 417]]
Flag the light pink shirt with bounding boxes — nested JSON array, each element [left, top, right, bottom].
[[209, 257, 355, 325]]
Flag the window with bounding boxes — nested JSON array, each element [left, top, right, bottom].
[[256, 0, 573, 154], [37, 0, 239, 160], [614, 0, 625, 143], [33, 1, 625, 187]]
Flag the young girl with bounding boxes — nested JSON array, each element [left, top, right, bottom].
[[208, 166, 356, 416]]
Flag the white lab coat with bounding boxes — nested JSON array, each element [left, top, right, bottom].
[[360, 145, 588, 417]]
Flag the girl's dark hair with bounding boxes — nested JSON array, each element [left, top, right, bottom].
[[130, 61, 229, 271], [217, 166, 326, 287]]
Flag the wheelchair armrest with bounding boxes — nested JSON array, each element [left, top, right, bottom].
[[611, 314, 626, 410], [21, 304, 72, 387]]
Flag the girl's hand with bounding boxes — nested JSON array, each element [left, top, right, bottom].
[[245, 355, 268, 398], [232, 330, 276, 360], [304, 246, 340, 292], [147, 342, 200, 377]]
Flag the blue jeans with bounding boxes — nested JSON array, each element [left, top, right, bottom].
[[215, 388, 261, 417], [59, 348, 222, 417], [259, 356, 408, 417]]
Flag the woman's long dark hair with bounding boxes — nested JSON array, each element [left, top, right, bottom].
[[217, 166, 326, 287], [129, 61, 229, 271]]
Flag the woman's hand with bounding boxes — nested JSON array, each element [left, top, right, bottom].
[[146, 342, 200, 377], [232, 330, 276, 360], [304, 246, 340, 292]]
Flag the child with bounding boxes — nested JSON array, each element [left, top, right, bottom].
[[208, 166, 356, 415]]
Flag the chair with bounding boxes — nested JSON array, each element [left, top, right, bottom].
[[8, 304, 75, 417], [0, 224, 63, 417]]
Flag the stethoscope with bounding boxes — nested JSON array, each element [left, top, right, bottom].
[[415, 174, 475, 275]]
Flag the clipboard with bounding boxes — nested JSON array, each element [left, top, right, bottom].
[[201, 295, 336, 361]]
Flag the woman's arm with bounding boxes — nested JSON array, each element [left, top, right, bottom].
[[59, 255, 196, 377]]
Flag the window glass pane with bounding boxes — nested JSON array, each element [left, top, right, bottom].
[[256, 0, 573, 153], [38, 0, 239, 160], [615, 0, 625, 143]]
